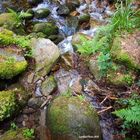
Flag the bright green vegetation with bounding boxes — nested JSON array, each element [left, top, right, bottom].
[[0, 128, 33, 140], [113, 94, 140, 138], [0, 9, 32, 35], [23, 129, 35, 139], [0, 86, 29, 121], [0, 90, 17, 121], [7, 8, 32, 25], [112, 0, 140, 32], [0, 56, 27, 79], [77, 0, 140, 77], [10, 122, 18, 131], [0, 28, 32, 57]]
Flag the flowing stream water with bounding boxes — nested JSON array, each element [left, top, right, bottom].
[[32, 1, 115, 140]]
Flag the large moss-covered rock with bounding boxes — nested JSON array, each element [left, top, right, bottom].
[[111, 31, 140, 70], [0, 46, 27, 79], [0, 128, 33, 140], [107, 70, 135, 86], [0, 85, 29, 121], [31, 38, 60, 82], [89, 56, 135, 86], [46, 96, 102, 140], [33, 22, 58, 37], [0, 13, 25, 34]]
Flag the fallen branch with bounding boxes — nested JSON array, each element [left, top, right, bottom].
[[97, 106, 112, 114]]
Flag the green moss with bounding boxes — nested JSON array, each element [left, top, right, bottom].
[[0, 28, 32, 57], [47, 97, 70, 134], [0, 28, 15, 45], [0, 90, 17, 121], [33, 22, 58, 37], [0, 13, 25, 34], [107, 71, 134, 86], [111, 37, 139, 69], [0, 128, 32, 140], [0, 86, 29, 121], [0, 56, 27, 79], [47, 96, 100, 137]]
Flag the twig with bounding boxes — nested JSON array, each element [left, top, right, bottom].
[[97, 106, 112, 114], [100, 95, 109, 105]]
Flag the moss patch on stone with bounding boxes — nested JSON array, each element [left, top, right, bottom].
[[0, 86, 29, 121], [0, 13, 25, 34], [33, 22, 58, 37], [0, 56, 27, 79], [46, 95, 101, 138], [0, 128, 32, 140], [111, 36, 140, 70]]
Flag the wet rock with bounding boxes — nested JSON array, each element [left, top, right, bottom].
[[79, 13, 90, 23], [34, 8, 50, 19], [60, 52, 74, 69], [89, 56, 101, 80], [30, 38, 60, 82], [27, 0, 43, 6], [48, 35, 64, 44], [0, 46, 27, 79], [28, 97, 43, 109], [111, 31, 140, 70], [67, 16, 79, 31], [33, 22, 58, 37], [57, 5, 70, 16], [55, 69, 81, 94], [46, 95, 102, 140], [0, 128, 33, 140], [2, 0, 30, 11], [66, 0, 80, 11], [0, 85, 29, 121], [41, 76, 57, 97], [90, 18, 104, 28], [0, 13, 25, 34]]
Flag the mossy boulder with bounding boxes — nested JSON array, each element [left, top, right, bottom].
[[0, 128, 33, 140], [0, 85, 29, 121], [34, 8, 50, 19], [111, 31, 140, 70], [0, 13, 25, 34], [33, 22, 58, 37], [0, 46, 27, 79], [107, 70, 135, 86], [89, 56, 135, 86], [46, 96, 102, 140]]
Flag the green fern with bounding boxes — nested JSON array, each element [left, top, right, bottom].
[[113, 95, 140, 124]]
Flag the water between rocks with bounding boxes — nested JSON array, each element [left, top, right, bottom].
[[33, 1, 115, 140]]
